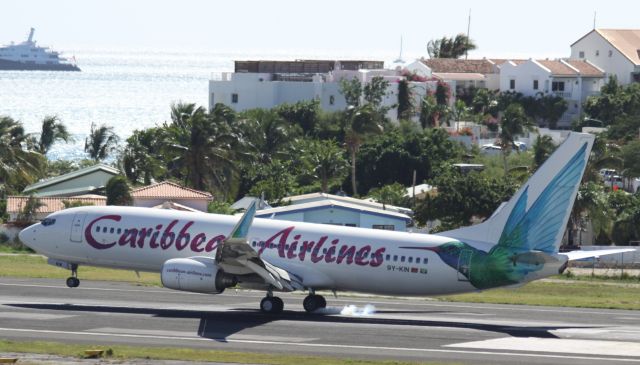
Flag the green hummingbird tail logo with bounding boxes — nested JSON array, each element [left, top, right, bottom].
[[403, 142, 588, 290]]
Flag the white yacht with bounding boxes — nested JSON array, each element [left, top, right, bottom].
[[0, 28, 80, 71]]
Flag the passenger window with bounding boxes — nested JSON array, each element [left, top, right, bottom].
[[252, 241, 256, 247], [110, 228, 114, 234], [408, 257, 413, 263], [385, 254, 390, 261], [117, 228, 121, 234], [424, 258, 428, 264], [96, 226, 100, 232], [285, 244, 289, 250], [102, 227, 107, 233], [401, 256, 405, 262], [393, 255, 398, 261], [416, 258, 421, 264]]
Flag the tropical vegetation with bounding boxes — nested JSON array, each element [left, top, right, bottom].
[[3, 70, 640, 248]]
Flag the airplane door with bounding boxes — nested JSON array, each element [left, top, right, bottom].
[[70, 212, 87, 242], [457, 249, 472, 281]]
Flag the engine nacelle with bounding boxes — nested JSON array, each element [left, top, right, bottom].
[[160, 257, 237, 294]]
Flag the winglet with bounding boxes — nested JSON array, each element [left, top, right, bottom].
[[229, 200, 257, 241]]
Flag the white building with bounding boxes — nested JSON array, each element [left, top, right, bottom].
[[404, 58, 507, 92], [209, 59, 429, 122], [255, 192, 412, 232], [499, 59, 605, 127], [571, 29, 640, 85]]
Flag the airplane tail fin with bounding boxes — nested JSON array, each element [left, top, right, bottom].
[[438, 132, 594, 254]]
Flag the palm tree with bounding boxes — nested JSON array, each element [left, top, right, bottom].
[[0, 116, 45, 193], [303, 139, 348, 193], [237, 109, 297, 163], [34, 115, 72, 154], [120, 128, 164, 184], [498, 103, 535, 174], [163, 105, 249, 200], [532, 135, 556, 170], [427, 34, 477, 59], [344, 105, 383, 196], [84, 122, 119, 161]]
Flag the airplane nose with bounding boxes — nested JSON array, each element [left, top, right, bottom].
[[19, 225, 37, 248]]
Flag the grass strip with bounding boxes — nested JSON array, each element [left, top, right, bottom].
[[0, 255, 160, 286], [0, 339, 456, 365], [442, 280, 640, 310]]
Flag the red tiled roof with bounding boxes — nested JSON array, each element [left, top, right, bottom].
[[564, 60, 605, 77], [130, 181, 213, 200], [536, 60, 577, 76], [6, 196, 106, 214]]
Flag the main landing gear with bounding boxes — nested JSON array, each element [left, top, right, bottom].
[[303, 293, 326, 313], [66, 265, 80, 288], [259, 289, 327, 314], [260, 291, 284, 314]]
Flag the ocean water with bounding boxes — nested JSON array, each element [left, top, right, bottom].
[[0, 47, 396, 161]]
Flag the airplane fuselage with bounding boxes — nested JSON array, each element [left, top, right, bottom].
[[21, 205, 492, 296]]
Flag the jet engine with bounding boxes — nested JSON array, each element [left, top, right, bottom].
[[160, 257, 237, 294]]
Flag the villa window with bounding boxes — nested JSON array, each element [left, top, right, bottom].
[[231, 93, 238, 103], [329, 95, 335, 105], [579, 51, 585, 58], [552, 81, 565, 92], [609, 50, 613, 57], [595, 50, 600, 57], [509, 79, 515, 90], [533, 80, 539, 90]]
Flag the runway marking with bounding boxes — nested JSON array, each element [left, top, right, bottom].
[[447, 337, 640, 357], [0, 327, 639, 362], [2, 281, 640, 320], [92, 326, 317, 343], [0, 311, 75, 320]]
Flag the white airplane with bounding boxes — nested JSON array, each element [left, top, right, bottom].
[[19, 132, 634, 314]]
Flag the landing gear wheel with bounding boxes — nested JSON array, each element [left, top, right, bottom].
[[303, 294, 326, 313], [66, 277, 80, 288], [260, 296, 284, 314]]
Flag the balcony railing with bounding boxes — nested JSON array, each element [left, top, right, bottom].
[[553, 91, 572, 98]]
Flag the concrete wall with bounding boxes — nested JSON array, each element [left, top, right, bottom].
[[571, 31, 636, 84]]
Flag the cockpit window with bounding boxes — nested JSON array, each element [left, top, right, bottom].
[[41, 218, 56, 226]]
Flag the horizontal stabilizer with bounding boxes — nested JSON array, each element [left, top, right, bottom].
[[560, 248, 637, 261]]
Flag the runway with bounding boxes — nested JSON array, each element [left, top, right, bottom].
[[0, 277, 639, 364]]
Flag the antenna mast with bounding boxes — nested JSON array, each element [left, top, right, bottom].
[[465, 9, 471, 60]]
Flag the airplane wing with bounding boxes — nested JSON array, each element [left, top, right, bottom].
[[214, 201, 301, 291], [559, 248, 637, 261]]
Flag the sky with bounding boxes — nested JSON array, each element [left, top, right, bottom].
[[2, 0, 639, 60]]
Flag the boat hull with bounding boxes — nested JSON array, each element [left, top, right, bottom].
[[0, 58, 80, 71]]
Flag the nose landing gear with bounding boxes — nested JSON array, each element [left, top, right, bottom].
[[66, 265, 80, 288]]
